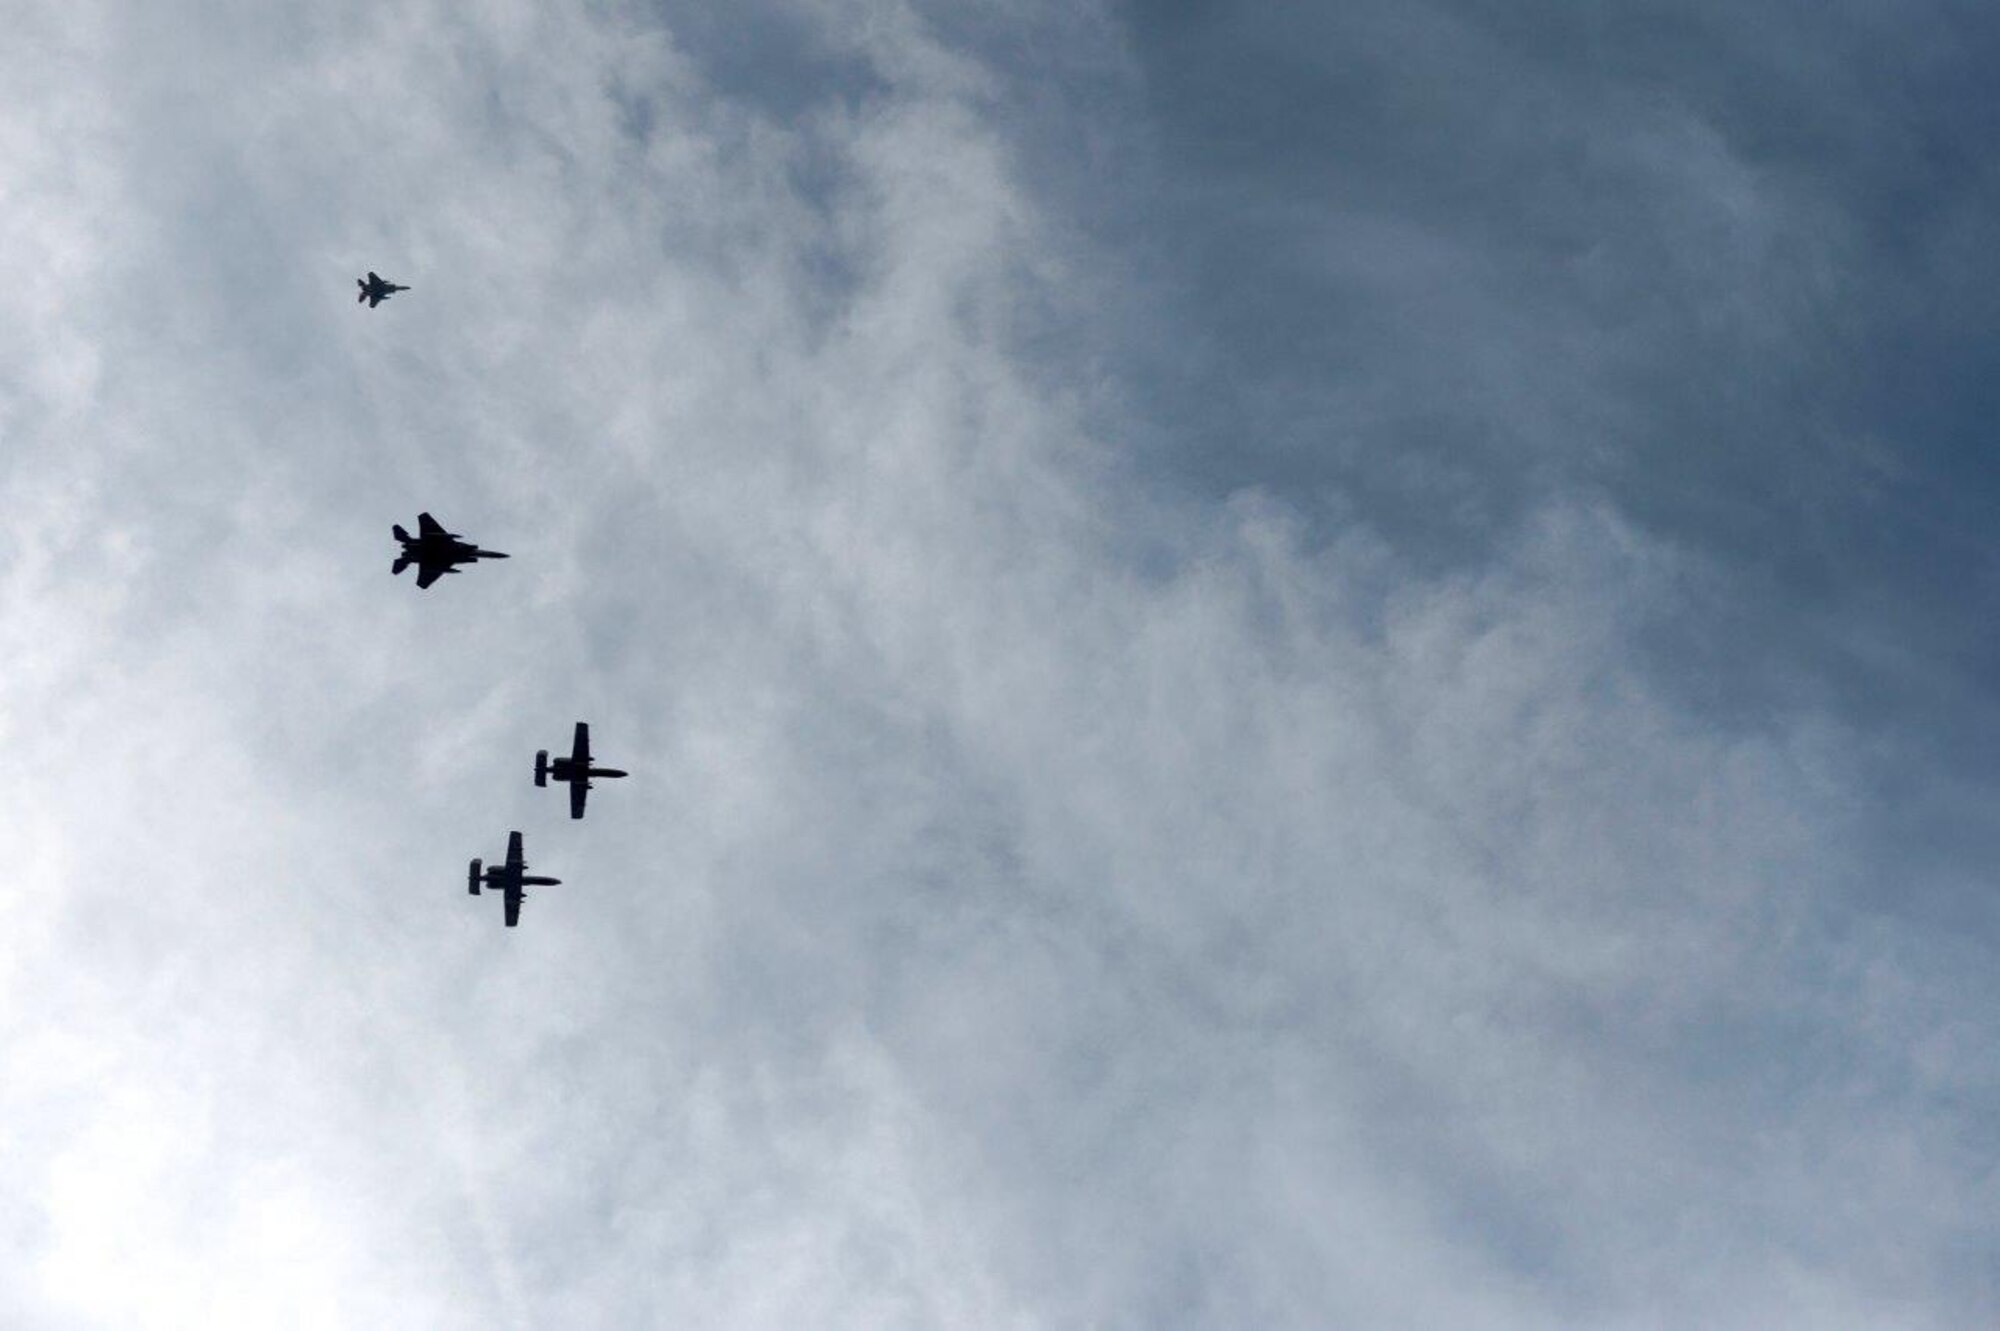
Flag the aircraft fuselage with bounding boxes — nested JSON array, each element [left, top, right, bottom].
[[550, 758, 628, 783], [400, 536, 506, 563]]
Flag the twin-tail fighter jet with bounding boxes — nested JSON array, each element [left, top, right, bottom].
[[536, 722, 628, 819], [357, 271, 409, 307], [393, 512, 508, 589], [468, 831, 560, 928]]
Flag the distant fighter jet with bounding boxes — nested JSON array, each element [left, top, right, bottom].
[[536, 722, 628, 819], [393, 512, 508, 589], [468, 831, 561, 928], [357, 271, 409, 307]]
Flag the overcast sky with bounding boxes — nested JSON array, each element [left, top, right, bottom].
[[4, 1, 1998, 1327]]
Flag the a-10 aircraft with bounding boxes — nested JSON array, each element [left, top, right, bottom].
[[536, 722, 627, 819], [468, 831, 560, 928], [393, 512, 508, 589], [356, 271, 409, 307]]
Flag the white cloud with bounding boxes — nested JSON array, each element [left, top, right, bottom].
[[1, 2, 1993, 1327]]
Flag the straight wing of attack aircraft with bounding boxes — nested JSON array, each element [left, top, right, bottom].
[[393, 511, 508, 589], [535, 721, 628, 819], [357, 271, 409, 307], [467, 830, 561, 927]]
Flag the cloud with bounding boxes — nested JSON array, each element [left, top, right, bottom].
[[1, 1, 1995, 1327]]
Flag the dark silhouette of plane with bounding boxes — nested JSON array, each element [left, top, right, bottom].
[[536, 722, 628, 819], [468, 831, 560, 928], [393, 512, 508, 589], [357, 271, 409, 307]]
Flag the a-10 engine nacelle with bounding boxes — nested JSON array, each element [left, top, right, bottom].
[[534, 750, 550, 787], [467, 858, 483, 895]]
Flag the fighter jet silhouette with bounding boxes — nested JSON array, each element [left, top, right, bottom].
[[468, 831, 560, 928], [357, 271, 409, 307], [392, 512, 508, 589], [536, 722, 628, 819]]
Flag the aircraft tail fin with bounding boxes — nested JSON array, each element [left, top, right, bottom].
[[392, 555, 411, 577], [393, 524, 411, 542]]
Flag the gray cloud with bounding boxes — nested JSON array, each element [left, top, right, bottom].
[[2, 1, 1995, 1327]]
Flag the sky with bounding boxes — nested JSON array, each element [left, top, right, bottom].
[[3, 1, 1997, 1326]]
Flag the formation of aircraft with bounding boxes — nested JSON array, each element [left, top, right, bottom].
[[537, 722, 628, 819], [393, 511, 509, 589], [468, 831, 562, 928], [356, 271, 409, 306], [365, 270, 623, 928]]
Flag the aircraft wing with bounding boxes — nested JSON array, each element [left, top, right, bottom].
[[413, 559, 449, 589], [366, 291, 383, 307], [367, 271, 382, 284], [417, 512, 449, 538], [571, 722, 591, 766], [506, 831, 524, 870], [504, 882, 522, 928], [569, 779, 588, 820]]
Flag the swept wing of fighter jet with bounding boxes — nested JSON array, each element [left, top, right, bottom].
[[357, 271, 409, 307], [392, 512, 509, 589], [535, 722, 628, 819], [467, 830, 561, 928]]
